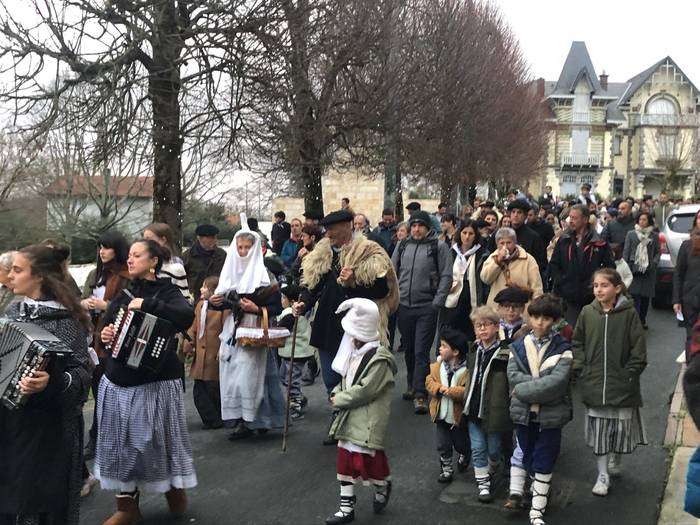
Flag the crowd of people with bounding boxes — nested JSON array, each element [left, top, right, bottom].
[[0, 185, 698, 525]]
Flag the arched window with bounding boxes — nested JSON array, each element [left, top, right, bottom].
[[646, 97, 677, 115]]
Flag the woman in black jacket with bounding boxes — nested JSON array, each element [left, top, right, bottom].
[[442, 219, 489, 341], [96, 240, 196, 524], [1, 244, 91, 525], [674, 209, 700, 356]]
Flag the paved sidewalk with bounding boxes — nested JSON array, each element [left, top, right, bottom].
[[659, 363, 700, 525]]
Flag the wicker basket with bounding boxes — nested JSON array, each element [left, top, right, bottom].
[[236, 307, 290, 348]]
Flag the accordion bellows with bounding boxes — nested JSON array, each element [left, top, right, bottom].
[[0, 319, 73, 410]]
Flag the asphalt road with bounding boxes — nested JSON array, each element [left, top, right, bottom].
[[80, 306, 684, 525]]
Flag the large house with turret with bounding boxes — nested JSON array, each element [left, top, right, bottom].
[[538, 41, 699, 200]]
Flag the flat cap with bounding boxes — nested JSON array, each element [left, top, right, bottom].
[[493, 286, 531, 305], [507, 199, 531, 212], [195, 224, 219, 236], [408, 210, 432, 228], [303, 210, 324, 220], [320, 209, 353, 226], [405, 201, 421, 211]]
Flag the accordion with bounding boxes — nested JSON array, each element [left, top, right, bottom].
[[108, 307, 175, 373], [0, 318, 74, 410]]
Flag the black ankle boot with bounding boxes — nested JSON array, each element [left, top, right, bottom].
[[325, 495, 355, 524], [373, 481, 392, 514]]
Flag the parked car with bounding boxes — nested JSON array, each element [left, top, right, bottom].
[[654, 204, 700, 308]]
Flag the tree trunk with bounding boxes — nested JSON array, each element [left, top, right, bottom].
[[150, 1, 184, 243]]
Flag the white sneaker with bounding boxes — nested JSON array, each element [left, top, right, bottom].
[[608, 456, 622, 478], [591, 473, 610, 497], [80, 474, 99, 497]]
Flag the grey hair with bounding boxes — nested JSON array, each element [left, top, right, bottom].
[[236, 232, 257, 244], [494, 227, 517, 243], [0, 251, 15, 269]]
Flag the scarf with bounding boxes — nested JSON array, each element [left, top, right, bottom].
[[523, 332, 554, 414], [198, 299, 208, 340], [331, 333, 380, 377], [446, 244, 481, 309], [216, 213, 270, 295], [633, 224, 653, 273], [499, 318, 523, 341]]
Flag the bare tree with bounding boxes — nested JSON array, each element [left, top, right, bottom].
[[0, 0, 272, 240]]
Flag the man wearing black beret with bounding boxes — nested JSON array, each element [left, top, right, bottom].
[[183, 223, 228, 302], [294, 210, 399, 443]]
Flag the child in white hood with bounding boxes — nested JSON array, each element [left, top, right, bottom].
[[325, 298, 397, 525]]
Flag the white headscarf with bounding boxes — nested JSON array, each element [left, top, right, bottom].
[[215, 213, 270, 295]]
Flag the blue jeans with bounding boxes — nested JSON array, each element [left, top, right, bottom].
[[468, 419, 503, 469], [319, 348, 341, 396]]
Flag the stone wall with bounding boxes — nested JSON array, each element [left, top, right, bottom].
[[272, 169, 441, 227]]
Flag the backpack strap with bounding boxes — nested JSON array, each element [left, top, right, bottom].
[[352, 348, 378, 386]]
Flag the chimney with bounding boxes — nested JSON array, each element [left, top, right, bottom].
[[599, 70, 608, 91], [536, 77, 545, 98]]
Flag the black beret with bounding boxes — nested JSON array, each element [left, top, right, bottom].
[[280, 284, 301, 302], [507, 199, 531, 212], [408, 210, 432, 228], [440, 326, 470, 356], [405, 201, 421, 211], [195, 224, 219, 236], [475, 219, 489, 229], [480, 201, 495, 208], [320, 209, 353, 226], [303, 210, 324, 220], [493, 286, 531, 305]]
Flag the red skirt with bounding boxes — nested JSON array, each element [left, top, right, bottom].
[[336, 447, 390, 485]]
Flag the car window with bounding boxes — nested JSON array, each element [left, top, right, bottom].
[[668, 213, 697, 233]]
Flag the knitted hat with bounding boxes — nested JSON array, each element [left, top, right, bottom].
[[408, 211, 432, 228], [337, 298, 380, 342]]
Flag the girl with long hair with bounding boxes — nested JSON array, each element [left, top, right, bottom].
[[572, 268, 647, 497], [80, 231, 131, 470], [1, 245, 92, 525]]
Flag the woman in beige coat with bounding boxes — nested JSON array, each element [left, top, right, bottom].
[[480, 227, 543, 308]]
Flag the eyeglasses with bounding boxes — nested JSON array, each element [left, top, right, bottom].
[[474, 322, 496, 329]]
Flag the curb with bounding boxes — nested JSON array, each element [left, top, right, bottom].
[[658, 363, 700, 525]]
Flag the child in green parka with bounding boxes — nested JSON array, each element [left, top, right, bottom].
[[326, 298, 397, 525], [572, 268, 647, 498]]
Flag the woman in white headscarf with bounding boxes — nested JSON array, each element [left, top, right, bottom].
[[210, 215, 288, 440]]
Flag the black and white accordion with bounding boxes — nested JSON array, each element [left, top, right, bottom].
[[0, 318, 74, 410], [108, 307, 175, 373]]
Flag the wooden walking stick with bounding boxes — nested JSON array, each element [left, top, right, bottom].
[[282, 316, 299, 452]]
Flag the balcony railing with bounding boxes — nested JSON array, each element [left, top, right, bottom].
[[560, 153, 601, 167], [572, 111, 591, 124], [629, 113, 700, 127]]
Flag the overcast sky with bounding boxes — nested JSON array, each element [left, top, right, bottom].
[[490, 0, 700, 86]]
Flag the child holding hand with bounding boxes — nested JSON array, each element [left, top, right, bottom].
[[426, 327, 471, 483]]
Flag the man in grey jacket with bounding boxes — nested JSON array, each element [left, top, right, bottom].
[[392, 211, 452, 414]]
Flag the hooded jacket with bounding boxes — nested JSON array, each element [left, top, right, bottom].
[[508, 332, 573, 429], [329, 345, 397, 450], [572, 296, 647, 408], [391, 230, 455, 308], [549, 227, 614, 306]]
